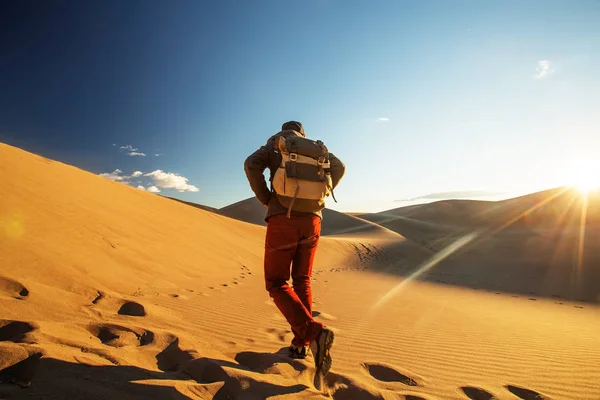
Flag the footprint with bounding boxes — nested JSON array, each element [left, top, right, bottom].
[[506, 385, 549, 400], [326, 372, 384, 400], [312, 310, 337, 321], [234, 351, 305, 376], [156, 337, 198, 372], [92, 291, 105, 305], [59, 340, 121, 365], [183, 357, 229, 384], [118, 301, 146, 317], [332, 385, 384, 400], [0, 277, 29, 299], [234, 351, 273, 372], [79, 348, 121, 365], [362, 362, 419, 386], [265, 328, 290, 343], [86, 324, 154, 348], [0, 321, 37, 343], [461, 386, 496, 400]]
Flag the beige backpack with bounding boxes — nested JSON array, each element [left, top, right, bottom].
[[271, 131, 336, 217]]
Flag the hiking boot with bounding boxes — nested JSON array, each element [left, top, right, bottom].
[[288, 344, 308, 359], [309, 327, 334, 390]]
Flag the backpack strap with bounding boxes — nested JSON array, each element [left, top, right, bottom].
[[285, 151, 299, 218], [315, 141, 337, 203], [286, 183, 301, 218], [287, 152, 298, 178], [328, 184, 338, 203]]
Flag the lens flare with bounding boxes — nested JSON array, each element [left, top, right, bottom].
[[371, 232, 479, 310], [369, 187, 572, 311]]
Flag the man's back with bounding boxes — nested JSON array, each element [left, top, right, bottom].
[[244, 126, 345, 221]]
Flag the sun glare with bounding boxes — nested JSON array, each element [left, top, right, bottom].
[[565, 159, 600, 194]]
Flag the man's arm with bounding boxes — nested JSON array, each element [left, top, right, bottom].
[[328, 153, 345, 190], [244, 145, 272, 206]]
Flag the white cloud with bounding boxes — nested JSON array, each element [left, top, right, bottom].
[[112, 143, 116, 146], [101, 169, 197, 193], [99, 169, 125, 181], [154, 153, 160, 157], [147, 186, 161, 193], [144, 170, 199, 192], [376, 117, 390, 122], [136, 185, 160, 193], [118, 144, 146, 156], [534, 60, 552, 79], [100, 169, 145, 182]]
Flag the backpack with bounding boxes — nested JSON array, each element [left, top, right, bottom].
[[269, 130, 337, 217]]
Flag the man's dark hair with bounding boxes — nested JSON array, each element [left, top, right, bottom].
[[282, 121, 304, 135]]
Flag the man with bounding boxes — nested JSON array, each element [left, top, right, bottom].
[[244, 121, 345, 387]]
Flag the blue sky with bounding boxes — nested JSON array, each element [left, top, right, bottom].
[[1, 0, 599, 212]]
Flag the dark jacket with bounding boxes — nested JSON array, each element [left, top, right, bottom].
[[244, 130, 346, 221]]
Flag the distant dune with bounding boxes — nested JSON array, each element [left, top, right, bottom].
[[163, 196, 219, 214], [219, 197, 401, 239], [1, 142, 599, 400], [363, 187, 600, 230], [360, 187, 600, 302], [218, 197, 268, 227]]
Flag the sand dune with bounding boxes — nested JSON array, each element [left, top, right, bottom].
[[360, 188, 600, 302], [1, 142, 600, 399], [359, 199, 498, 229], [218, 197, 269, 227], [219, 197, 401, 239], [164, 197, 219, 214], [361, 187, 600, 229]]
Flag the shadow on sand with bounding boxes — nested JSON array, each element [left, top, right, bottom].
[[364, 213, 600, 304], [0, 347, 310, 400]]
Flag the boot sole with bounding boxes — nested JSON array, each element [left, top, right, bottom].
[[313, 329, 335, 389]]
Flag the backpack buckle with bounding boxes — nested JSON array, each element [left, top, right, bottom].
[[317, 156, 330, 168], [289, 153, 298, 162]]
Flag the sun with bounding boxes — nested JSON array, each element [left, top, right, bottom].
[[566, 159, 600, 194]]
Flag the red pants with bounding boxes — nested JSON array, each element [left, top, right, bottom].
[[264, 214, 324, 346]]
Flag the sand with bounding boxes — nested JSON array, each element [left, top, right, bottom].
[[1, 141, 599, 399]]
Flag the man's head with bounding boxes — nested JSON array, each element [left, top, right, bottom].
[[282, 121, 305, 137]]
